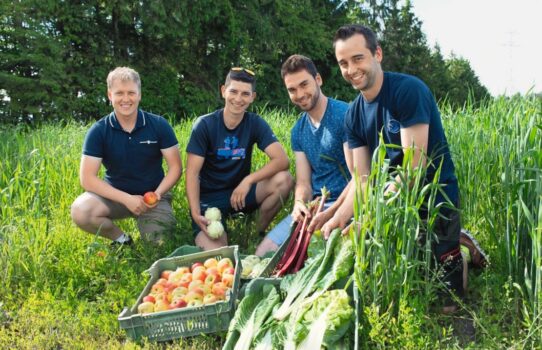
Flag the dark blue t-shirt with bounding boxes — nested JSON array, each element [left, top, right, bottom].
[[344, 72, 459, 205], [291, 98, 351, 201], [82, 110, 178, 195], [186, 109, 279, 194]]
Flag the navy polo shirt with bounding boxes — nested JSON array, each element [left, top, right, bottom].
[[344, 72, 459, 206], [82, 110, 178, 195]]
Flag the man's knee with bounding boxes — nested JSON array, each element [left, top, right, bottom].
[[255, 237, 279, 257], [195, 231, 228, 251], [273, 171, 294, 193], [70, 197, 92, 227]]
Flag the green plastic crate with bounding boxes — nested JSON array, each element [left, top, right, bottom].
[[239, 223, 297, 282], [118, 245, 241, 342], [166, 245, 202, 258]]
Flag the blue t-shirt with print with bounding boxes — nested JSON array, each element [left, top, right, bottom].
[[344, 72, 459, 205], [186, 109, 279, 194], [82, 110, 178, 195], [291, 98, 351, 201]]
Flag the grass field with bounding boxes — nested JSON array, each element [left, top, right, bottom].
[[0, 96, 540, 349]]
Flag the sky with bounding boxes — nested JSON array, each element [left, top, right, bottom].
[[409, 0, 542, 96]]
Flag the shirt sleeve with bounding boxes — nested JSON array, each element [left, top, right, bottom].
[[82, 123, 104, 158], [336, 101, 350, 144], [344, 101, 367, 149], [254, 115, 279, 151], [158, 116, 179, 149], [186, 116, 208, 157], [291, 120, 302, 152], [394, 77, 432, 127]]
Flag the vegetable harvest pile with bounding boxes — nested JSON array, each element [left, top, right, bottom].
[[223, 228, 355, 350]]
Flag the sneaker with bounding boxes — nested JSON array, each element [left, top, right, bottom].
[[110, 234, 133, 247], [459, 229, 488, 269]]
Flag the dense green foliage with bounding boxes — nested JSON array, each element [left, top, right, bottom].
[[1, 0, 489, 124], [0, 97, 540, 348]]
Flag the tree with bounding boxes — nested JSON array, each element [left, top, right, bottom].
[[0, 0, 491, 124], [445, 54, 490, 106]]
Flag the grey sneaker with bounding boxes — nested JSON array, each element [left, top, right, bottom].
[[460, 229, 488, 268], [110, 234, 133, 247]]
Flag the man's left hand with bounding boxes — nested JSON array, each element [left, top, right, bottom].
[[231, 179, 251, 211]]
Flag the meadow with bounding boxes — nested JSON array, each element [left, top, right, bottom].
[[0, 95, 540, 349]]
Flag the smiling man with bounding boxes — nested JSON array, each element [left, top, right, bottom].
[[186, 68, 293, 251], [71, 66, 182, 245], [255, 55, 353, 256], [321, 25, 466, 312]]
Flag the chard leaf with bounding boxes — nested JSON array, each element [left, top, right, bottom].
[[223, 284, 280, 350], [273, 229, 342, 320], [304, 235, 355, 306], [254, 330, 273, 350], [296, 290, 354, 348]]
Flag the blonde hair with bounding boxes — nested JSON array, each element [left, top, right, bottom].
[[106, 67, 141, 91]]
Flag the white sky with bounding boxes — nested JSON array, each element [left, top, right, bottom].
[[410, 0, 542, 96]]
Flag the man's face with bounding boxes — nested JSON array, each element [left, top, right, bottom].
[[283, 70, 322, 112], [107, 79, 141, 120], [335, 34, 382, 92], [221, 80, 255, 117]]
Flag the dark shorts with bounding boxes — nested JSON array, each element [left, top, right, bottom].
[[191, 184, 259, 236]]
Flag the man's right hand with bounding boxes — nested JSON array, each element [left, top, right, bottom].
[[292, 201, 311, 222], [125, 195, 149, 216], [321, 215, 342, 239]]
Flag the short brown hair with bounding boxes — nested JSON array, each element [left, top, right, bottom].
[[280, 54, 318, 79], [333, 25, 379, 55], [225, 68, 256, 91]]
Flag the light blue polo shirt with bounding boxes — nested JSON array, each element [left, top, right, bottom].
[[83, 110, 178, 195]]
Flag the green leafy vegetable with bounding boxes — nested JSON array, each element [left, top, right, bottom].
[[296, 290, 354, 348], [223, 284, 280, 350], [273, 229, 342, 321]]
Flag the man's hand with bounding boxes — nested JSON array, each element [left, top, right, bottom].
[[292, 200, 311, 222], [192, 212, 210, 235], [231, 178, 251, 211], [307, 209, 333, 233], [321, 215, 343, 239], [124, 195, 149, 216], [143, 192, 161, 209]]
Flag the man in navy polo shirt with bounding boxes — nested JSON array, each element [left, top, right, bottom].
[[321, 25, 464, 312], [71, 67, 182, 244], [186, 68, 293, 251]]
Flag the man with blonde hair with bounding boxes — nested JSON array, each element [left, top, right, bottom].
[[71, 67, 182, 245]]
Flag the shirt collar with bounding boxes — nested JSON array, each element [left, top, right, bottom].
[[108, 110, 146, 130]]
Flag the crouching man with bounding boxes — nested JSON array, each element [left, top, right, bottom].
[[186, 67, 293, 250], [71, 67, 182, 245]]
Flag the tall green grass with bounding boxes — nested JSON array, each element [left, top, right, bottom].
[[0, 99, 540, 348], [348, 95, 541, 348], [446, 95, 542, 346]]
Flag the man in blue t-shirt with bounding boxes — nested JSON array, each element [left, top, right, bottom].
[[71, 67, 182, 244], [255, 55, 353, 256], [186, 68, 293, 251], [322, 25, 465, 312]]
